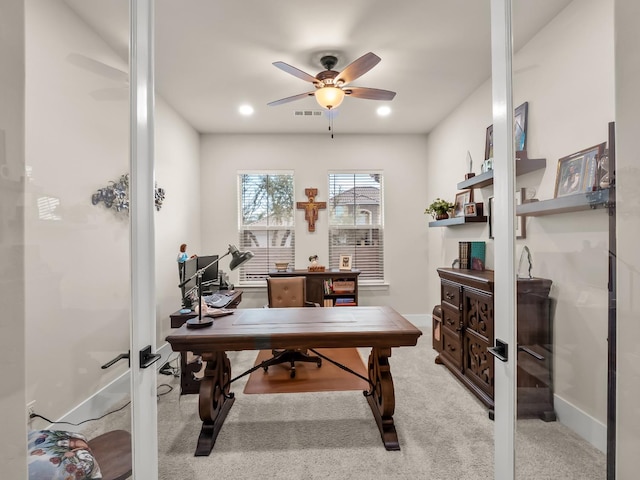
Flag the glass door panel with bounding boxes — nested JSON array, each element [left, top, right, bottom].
[[510, 0, 610, 477], [24, 0, 133, 477]]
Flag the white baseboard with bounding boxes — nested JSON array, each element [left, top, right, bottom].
[[554, 394, 607, 453], [51, 343, 175, 427]]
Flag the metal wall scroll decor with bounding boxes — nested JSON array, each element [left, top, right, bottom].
[[91, 173, 165, 214]]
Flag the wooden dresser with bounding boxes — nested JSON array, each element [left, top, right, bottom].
[[434, 268, 555, 421]]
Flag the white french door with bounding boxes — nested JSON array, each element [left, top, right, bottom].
[[490, 1, 517, 477]]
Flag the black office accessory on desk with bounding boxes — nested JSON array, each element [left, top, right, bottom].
[[178, 244, 253, 329]]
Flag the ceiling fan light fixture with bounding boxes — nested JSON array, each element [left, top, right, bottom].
[[315, 86, 345, 110]]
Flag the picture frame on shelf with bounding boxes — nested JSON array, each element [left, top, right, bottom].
[[488, 192, 525, 239], [464, 202, 478, 217], [488, 196, 495, 239], [484, 101, 528, 161], [515, 188, 526, 239], [554, 143, 606, 198], [454, 190, 474, 217], [339, 255, 352, 271], [484, 125, 493, 160], [514, 101, 528, 153]]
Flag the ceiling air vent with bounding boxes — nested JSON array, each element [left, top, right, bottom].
[[293, 110, 323, 117]]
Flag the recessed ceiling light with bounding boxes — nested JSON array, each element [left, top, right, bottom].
[[239, 104, 254, 116], [377, 106, 391, 117]]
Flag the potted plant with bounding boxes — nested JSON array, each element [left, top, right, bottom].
[[425, 198, 455, 220]]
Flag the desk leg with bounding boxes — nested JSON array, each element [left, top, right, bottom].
[[194, 351, 235, 456], [365, 347, 400, 451]]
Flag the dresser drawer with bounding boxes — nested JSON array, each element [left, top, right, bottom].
[[441, 305, 462, 334], [441, 328, 462, 369], [441, 280, 461, 309]]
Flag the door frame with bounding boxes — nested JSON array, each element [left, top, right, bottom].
[[129, 0, 159, 478], [490, 0, 517, 478]]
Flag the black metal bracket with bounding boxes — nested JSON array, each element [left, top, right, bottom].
[[139, 345, 162, 369]]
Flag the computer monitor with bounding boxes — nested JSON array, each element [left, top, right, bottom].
[[197, 255, 219, 287], [181, 256, 198, 298]]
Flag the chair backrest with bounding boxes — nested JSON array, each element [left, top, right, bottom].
[[267, 276, 307, 308]]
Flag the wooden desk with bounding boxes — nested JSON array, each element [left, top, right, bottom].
[[166, 306, 422, 456], [169, 289, 243, 394]]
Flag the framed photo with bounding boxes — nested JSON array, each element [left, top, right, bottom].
[[554, 143, 605, 198], [514, 102, 528, 153], [488, 196, 495, 239], [487, 192, 525, 239], [484, 125, 493, 160], [484, 101, 529, 159], [515, 188, 526, 239], [464, 202, 478, 217], [454, 190, 474, 217], [339, 255, 352, 271]]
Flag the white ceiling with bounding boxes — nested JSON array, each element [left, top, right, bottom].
[[62, 0, 572, 135]]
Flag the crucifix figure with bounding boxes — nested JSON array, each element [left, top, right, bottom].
[[296, 188, 326, 232]]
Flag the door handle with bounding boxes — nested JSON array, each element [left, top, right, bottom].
[[488, 338, 508, 362], [101, 352, 130, 369], [518, 345, 544, 360], [139, 345, 162, 369]]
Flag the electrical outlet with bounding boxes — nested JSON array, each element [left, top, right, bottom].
[[26, 400, 36, 422]]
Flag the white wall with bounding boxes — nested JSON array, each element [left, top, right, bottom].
[[24, 0, 200, 425], [425, 0, 613, 445], [0, 0, 27, 477], [199, 133, 430, 314]]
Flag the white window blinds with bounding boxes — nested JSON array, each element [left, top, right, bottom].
[[238, 172, 295, 282], [328, 173, 384, 282]]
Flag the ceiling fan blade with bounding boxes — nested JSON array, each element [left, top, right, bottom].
[[344, 87, 396, 101], [273, 62, 319, 84], [334, 52, 381, 86], [267, 91, 315, 106], [66, 53, 128, 84]]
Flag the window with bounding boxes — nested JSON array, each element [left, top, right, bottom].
[[328, 173, 384, 282], [238, 172, 295, 282]]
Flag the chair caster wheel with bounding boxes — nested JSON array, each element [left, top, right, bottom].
[[317, 360, 322, 367], [263, 366, 268, 373], [290, 369, 296, 378]]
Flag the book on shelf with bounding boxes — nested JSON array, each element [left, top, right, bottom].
[[323, 299, 334, 307], [458, 241, 471, 269], [470, 241, 486, 271], [332, 280, 355, 293], [334, 297, 356, 306]]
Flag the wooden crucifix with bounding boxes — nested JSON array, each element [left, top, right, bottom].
[[296, 188, 326, 232]]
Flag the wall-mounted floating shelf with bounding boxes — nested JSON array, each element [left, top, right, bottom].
[[516, 188, 611, 217], [428, 216, 488, 228], [457, 157, 547, 190]]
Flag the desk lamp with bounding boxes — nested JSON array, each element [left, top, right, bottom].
[[178, 244, 254, 328]]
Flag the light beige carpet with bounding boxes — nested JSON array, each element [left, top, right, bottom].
[[243, 348, 369, 394]]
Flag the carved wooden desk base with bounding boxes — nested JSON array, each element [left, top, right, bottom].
[[194, 346, 399, 455], [165, 306, 421, 456]]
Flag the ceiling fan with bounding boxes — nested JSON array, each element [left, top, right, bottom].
[[268, 52, 396, 110]]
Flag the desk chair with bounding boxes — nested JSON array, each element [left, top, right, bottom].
[[263, 276, 322, 378], [88, 430, 132, 480]]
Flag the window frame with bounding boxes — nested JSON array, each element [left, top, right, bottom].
[[327, 171, 385, 284]]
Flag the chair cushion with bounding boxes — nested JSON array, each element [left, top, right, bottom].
[[267, 277, 307, 308], [28, 430, 103, 479]]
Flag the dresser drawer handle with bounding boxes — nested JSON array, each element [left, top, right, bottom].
[[445, 292, 455, 300]]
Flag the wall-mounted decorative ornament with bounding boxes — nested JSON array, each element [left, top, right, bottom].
[[91, 173, 165, 214]]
